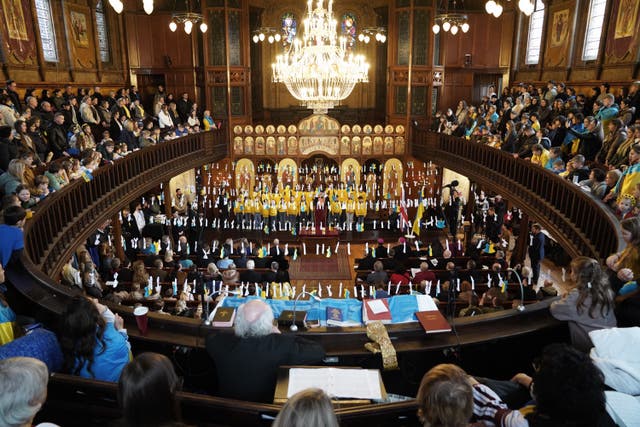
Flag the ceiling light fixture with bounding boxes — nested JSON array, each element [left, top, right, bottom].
[[433, 0, 469, 35]]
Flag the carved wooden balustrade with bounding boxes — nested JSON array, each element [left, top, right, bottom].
[[18, 131, 228, 314], [411, 127, 623, 262]]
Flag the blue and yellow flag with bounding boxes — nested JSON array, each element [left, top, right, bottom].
[[412, 198, 424, 236]]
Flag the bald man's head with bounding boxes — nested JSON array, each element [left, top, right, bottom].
[[234, 300, 275, 338]]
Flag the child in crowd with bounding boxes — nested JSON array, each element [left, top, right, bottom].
[[33, 175, 51, 200], [616, 194, 636, 219], [15, 184, 38, 209]]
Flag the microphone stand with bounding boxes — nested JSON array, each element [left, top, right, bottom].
[[290, 291, 322, 332], [507, 268, 525, 312]]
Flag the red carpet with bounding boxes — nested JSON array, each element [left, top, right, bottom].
[[289, 253, 353, 281]]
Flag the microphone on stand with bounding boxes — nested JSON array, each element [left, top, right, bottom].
[[507, 268, 525, 312], [290, 291, 322, 332]]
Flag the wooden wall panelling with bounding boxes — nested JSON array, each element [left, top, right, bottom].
[[513, 0, 640, 85], [500, 11, 515, 69], [0, 0, 127, 86], [125, 12, 199, 101], [440, 70, 473, 112]]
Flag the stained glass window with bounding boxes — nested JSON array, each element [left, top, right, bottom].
[[281, 12, 297, 48], [341, 12, 357, 53]]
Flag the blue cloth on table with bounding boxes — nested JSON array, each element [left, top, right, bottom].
[[220, 296, 409, 325], [219, 295, 424, 325], [0, 328, 63, 373], [388, 294, 422, 323], [221, 296, 364, 324]]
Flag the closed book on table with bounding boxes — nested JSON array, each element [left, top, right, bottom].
[[362, 298, 392, 324], [212, 307, 236, 327], [415, 310, 451, 333], [278, 310, 307, 328], [326, 306, 360, 327]]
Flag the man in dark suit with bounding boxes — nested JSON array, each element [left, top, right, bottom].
[[205, 300, 325, 402], [240, 259, 262, 284], [374, 238, 388, 258], [392, 237, 412, 261], [528, 223, 545, 285], [262, 261, 279, 284]]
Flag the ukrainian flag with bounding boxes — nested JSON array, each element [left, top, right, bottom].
[[412, 196, 424, 236]]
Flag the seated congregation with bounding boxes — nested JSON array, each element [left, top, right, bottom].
[[2, 79, 640, 426]]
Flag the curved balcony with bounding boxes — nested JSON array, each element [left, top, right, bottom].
[[411, 128, 623, 262], [16, 131, 228, 315], [7, 128, 613, 424]]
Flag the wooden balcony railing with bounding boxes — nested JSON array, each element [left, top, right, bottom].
[[411, 128, 623, 262], [18, 131, 228, 313]]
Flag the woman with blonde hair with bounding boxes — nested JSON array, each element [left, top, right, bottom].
[[0, 159, 26, 196], [131, 260, 149, 287], [550, 256, 616, 352], [272, 388, 338, 427]]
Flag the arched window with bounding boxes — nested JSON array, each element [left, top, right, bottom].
[[582, 0, 606, 61], [525, 0, 545, 65], [34, 0, 58, 62], [281, 12, 297, 47], [341, 12, 357, 53], [95, 0, 110, 62]]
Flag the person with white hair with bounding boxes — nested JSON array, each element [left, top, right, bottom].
[[205, 299, 325, 402], [0, 357, 58, 427], [240, 259, 262, 284]]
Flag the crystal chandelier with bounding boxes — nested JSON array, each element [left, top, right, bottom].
[[272, 0, 369, 114]]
